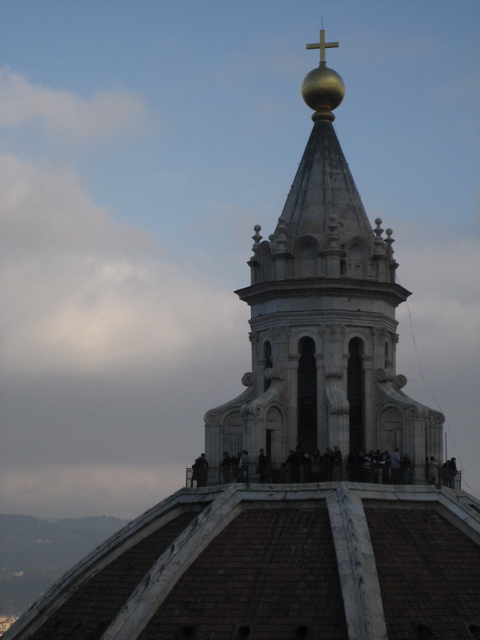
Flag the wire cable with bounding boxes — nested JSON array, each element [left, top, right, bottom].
[[395, 275, 477, 496]]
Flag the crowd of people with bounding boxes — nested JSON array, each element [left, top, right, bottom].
[[427, 455, 458, 488], [266, 446, 412, 484], [191, 450, 252, 486], [190, 453, 209, 487], [190, 448, 459, 488]]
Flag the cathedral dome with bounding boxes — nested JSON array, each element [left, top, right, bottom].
[[5, 483, 480, 640]]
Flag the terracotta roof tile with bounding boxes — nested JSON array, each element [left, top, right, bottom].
[[365, 506, 480, 640], [25, 512, 198, 640], [138, 506, 348, 640]]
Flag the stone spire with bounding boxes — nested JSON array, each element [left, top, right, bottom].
[[272, 28, 372, 253], [274, 120, 373, 251]]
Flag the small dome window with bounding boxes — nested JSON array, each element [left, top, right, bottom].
[[293, 625, 309, 639], [233, 625, 251, 639], [414, 623, 436, 639], [174, 624, 197, 639], [468, 623, 480, 640]]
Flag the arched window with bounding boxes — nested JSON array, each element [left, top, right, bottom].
[[347, 242, 367, 277], [264, 341, 272, 392], [294, 236, 319, 277], [258, 243, 273, 282], [348, 338, 365, 452], [298, 337, 317, 452]]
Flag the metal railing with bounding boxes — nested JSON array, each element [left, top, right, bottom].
[[186, 462, 462, 490]]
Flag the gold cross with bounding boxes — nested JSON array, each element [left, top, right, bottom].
[[306, 29, 339, 64]]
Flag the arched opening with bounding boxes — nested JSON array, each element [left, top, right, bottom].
[[384, 341, 389, 368], [297, 337, 317, 453], [264, 341, 272, 392], [294, 236, 319, 277], [348, 338, 365, 452], [258, 243, 273, 282], [347, 242, 367, 277]]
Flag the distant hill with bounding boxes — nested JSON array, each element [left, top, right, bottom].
[[0, 514, 129, 616]]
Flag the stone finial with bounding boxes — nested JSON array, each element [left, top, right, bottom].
[[384, 228, 394, 255], [373, 218, 386, 254], [374, 218, 383, 235], [252, 225, 262, 252], [275, 216, 288, 252]]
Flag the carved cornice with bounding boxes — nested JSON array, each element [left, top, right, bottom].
[[235, 277, 411, 308]]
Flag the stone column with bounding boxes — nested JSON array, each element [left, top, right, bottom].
[[321, 324, 349, 453], [205, 422, 221, 470], [363, 353, 373, 450]]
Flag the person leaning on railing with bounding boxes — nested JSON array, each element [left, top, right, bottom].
[[428, 456, 439, 485], [239, 450, 249, 482], [390, 448, 401, 484], [401, 454, 411, 484], [221, 452, 231, 484]]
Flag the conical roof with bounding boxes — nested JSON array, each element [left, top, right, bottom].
[[277, 119, 373, 250]]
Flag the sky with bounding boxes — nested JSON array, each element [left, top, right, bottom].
[[0, 0, 478, 520]]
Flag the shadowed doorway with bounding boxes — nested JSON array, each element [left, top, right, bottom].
[[298, 337, 317, 452], [348, 337, 365, 452]]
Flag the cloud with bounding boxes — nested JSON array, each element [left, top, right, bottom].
[[390, 220, 480, 496], [0, 148, 251, 518], [0, 152, 248, 375], [0, 67, 151, 142], [394, 224, 479, 366]]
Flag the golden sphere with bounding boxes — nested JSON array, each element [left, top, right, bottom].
[[301, 64, 345, 114]]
